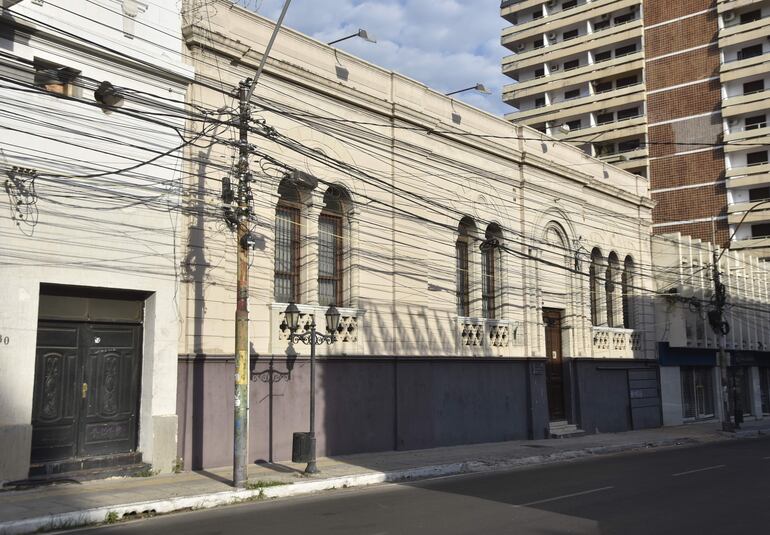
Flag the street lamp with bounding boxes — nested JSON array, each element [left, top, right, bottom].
[[327, 28, 377, 45], [445, 83, 492, 96], [284, 302, 340, 474]]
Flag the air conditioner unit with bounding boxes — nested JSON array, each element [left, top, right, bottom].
[[601, 13, 610, 20], [547, 32, 557, 40], [723, 11, 735, 22], [550, 64, 560, 71], [727, 118, 738, 126], [517, 42, 526, 51], [546, 0, 557, 7]]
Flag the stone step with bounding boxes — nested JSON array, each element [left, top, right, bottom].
[[548, 421, 586, 439]]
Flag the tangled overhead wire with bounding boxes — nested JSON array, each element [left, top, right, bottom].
[[4, 166, 39, 234]]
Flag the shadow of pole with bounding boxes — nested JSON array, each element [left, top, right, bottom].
[[186, 150, 210, 470]]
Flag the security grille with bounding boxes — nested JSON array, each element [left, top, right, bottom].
[[681, 366, 715, 420], [318, 213, 342, 306], [274, 205, 300, 303], [761, 368, 770, 415]]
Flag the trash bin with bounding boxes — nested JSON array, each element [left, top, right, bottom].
[[292, 432, 314, 463]]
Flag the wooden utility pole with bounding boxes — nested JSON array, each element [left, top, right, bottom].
[[711, 244, 734, 433], [230, 0, 293, 488], [233, 79, 252, 488]]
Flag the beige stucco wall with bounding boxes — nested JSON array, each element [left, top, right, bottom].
[[180, 0, 655, 363]]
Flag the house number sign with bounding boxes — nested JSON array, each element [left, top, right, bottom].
[[0, 335, 9, 345]]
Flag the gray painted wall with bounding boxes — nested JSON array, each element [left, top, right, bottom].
[[177, 356, 548, 470], [571, 359, 662, 434]]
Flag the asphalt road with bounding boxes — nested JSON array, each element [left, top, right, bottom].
[[68, 437, 770, 535]]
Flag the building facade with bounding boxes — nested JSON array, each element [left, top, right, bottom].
[[501, 0, 770, 256], [501, 0, 647, 176], [179, 0, 659, 471], [0, 1, 192, 482], [653, 233, 770, 425]]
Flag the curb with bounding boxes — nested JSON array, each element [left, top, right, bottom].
[[0, 436, 698, 535]]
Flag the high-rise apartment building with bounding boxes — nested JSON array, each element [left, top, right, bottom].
[[501, 0, 770, 257]]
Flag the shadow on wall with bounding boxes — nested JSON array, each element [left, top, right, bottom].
[[180, 151, 210, 470], [176, 297, 546, 471]]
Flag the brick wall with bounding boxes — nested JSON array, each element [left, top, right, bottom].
[[645, 46, 721, 92], [648, 114, 723, 158], [644, 0, 716, 26], [652, 182, 727, 223], [649, 149, 725, 189], [645, 11, 718, 58]]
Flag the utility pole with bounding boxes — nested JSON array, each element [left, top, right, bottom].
[[229, 0, 293, 489], [711, 246, 735, 433], [233, 79, 252, 488]]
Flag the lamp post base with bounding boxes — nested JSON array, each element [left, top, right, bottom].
[[304, 461, 319, 474]]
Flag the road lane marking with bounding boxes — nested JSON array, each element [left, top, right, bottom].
[[515, 486, 614, 507], [763, 456, 770, 460], [672, 465, 725, 477]]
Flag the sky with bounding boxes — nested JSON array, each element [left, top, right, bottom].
[[236, 0, 511, 116]]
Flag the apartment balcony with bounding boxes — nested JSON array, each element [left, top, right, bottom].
[[502, 0, 640, 47], [503, 55, 644, 100], [726, 170, 770, 188], [555, 113, 646, 143], [600, 147, 649, 170], [501, 0, 546, 22], [727, 204, 770, 225], [717, 0, 766, 14], [592, 327, 643, 358], [720, 49, 770, 83], [502, 21, 642, 74], [506, 82, 645, 123], [721, 88, 770, 118], [724, 125, 770, 153], [719, 16, 770, 49], [726, 161, 770, 180], [729, 236, 770, 252]]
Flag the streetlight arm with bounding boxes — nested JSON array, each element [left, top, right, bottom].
[[287, 330, 335, 345], [327, 33, 359, 45], [718, 198, 770, 262], [445, 86, 476, 96]]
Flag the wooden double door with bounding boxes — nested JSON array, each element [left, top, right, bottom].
[[31, 322, 142, 463], [544, 309, 566, 421]]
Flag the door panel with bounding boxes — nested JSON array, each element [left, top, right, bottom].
[[32, 322, 141, 464], [543, 309, 565, 421], [31, 325, 81, 463], [79, 325, 141, 456]]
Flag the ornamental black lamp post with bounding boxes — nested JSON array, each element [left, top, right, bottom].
[[284, 302, 340, 474]]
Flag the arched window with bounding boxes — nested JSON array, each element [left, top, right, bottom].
[[606, 252, 620, 327], [274, 180, 301, 303], [589, 248, 604, 326], [318, 186, 349, 306], [455, 218, 475, 316], [482, 223, 503, 319], [622, 255, 635, 328]]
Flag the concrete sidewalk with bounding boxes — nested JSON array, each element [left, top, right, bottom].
[[1, 421, 766, 535]]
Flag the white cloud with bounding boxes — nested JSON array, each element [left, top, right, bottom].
[[240, 0, 510, 116]]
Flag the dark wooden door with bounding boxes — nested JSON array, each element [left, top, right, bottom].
[[543, 309, 566, 421], [31, 322, 141, 463]]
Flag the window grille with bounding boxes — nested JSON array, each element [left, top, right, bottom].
[[456, 238, 470, 316], [274, 204, 300, 303], [318, 213, 343, 306]]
